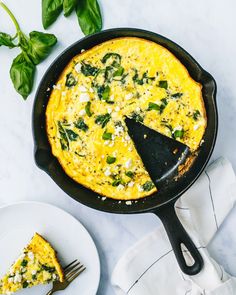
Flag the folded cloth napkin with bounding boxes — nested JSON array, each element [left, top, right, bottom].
[[111, 157, 236, 295]]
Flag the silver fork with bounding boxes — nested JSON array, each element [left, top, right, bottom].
[[46, 260, 86, 295]]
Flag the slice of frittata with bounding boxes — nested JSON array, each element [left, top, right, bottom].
[[0, 233, 64, 294]]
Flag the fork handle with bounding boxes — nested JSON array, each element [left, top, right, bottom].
[[46, 290, 54, 295]]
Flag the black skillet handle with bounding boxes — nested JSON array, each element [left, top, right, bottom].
[[153, 202, 204, 275]]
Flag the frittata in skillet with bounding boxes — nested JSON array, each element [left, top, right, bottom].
[[0, 233, 64, 294], [46, 37, 206, 200]]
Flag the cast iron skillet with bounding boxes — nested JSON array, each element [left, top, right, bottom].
[[33, 28, 218, 275]]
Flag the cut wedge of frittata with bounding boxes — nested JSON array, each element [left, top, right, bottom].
[[0, 233, 64, 294]]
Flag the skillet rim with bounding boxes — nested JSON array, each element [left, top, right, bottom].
[[33, 28, 218, 214]]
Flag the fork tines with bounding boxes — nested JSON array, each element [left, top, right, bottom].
[[64, 259, 86, 283]]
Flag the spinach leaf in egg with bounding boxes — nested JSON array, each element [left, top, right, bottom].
[[65, 72, 77, 87], [106, 156, 116, 164], [85, 101, 93, 117], [193, 110, 201, 121], [81, 61, 99, 76], [95, 113, 111, 128], [173, 129, 184, 139], [74, 118, 89, 132], [101, 52, 121, 65], [102, 131, 112, 140], [142, 181, 155, 191], [158, 80, 168, 89]]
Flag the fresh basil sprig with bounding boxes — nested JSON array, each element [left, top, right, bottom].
[[0, 1, 57, 99], [42, 0, 102, 35]]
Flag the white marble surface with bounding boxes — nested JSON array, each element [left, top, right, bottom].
[[0, 0, 236, 294]]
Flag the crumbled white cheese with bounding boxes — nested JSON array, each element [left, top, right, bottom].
[[104, 141, 109, 146], [135, 107, 141, 112], [52, 274, 57, 280], [128, 147, 133, 152], [128, 181, 134, 187], [81, 49, 85, 53], [111, 112, 118, 118], [125, 93, 133, 100], [19, 253, 25, 260], [61, 91, 66, 96], [114, 125, 124, 135], [14, 272, 22, 283], [109, 141, 115, 147], [75, 63, 82, 73], [125, 135, 131, 141], [28, 252, 34, 261], [194, 124, 199, 130], [104, 168, 111, 176], [125, 158, 132, 169], [137, 185, 144, 192], [101, 197, 107, 201], [117, 184, 125, 190], [31, 270, 37, 275], [115, 106, 120, 112], [107, 107, 112, 114], [8, 277, 14, 283], [79, 109, 86, 116], [6, 291, 13, 295], [79, 93, 90, 102], [173, 125, 182, 131], [144, 134, 147, 139], [101, 155, 105, 159], [79, 85, 87, 92], [53, 84, 61, 90], [89, 87, 94, 93], [110, 94, 114, 101], [126, 201, 132, 205]]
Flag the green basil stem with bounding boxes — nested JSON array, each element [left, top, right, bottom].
[[0, 2, 21, 32]]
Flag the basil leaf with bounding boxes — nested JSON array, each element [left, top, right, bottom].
[[125, 171, 134, 178], [173, 129, 184, 139], [193, 110, 200, 121], [65, 72, 77, 87], [148, 98, 168, 114], [76, 0, 102, 35], [112, 178, 125, 187], [171, 92, 183, 99], [102, 131, 112, 140], [106, 156, 116, 164], [10, 53, 36, 99], [158, 80, 168, 89], [74, 118, 89, 132], [81, 61, 99, 76], [26, 31, 57, 65], [85, 101, 93, 117], [65, 129, 79, 141], [0, 32, 15, 48], [95, 113, 111, 128], [63, 0, 77, 16], [42, 0, 63, 29], [142, 181, 155, 191], [101, 53, 121, 65]]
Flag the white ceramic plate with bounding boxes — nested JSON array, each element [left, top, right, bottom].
[[0, 202, 100, 295]]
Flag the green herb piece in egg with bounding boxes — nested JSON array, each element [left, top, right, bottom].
[[106, 156, 116, 164], [158, 80, 168, 89], [65, 72, 77, 87], [142, 181, 155, 191], [75, 118, 89, 132], [95, 113, 111, 128]]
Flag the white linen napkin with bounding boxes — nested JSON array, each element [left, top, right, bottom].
[[111, 157, 236, 295]]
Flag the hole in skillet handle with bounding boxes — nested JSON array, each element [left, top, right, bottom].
[[153, 202, 203, 275]]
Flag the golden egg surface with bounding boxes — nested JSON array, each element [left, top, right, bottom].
[[46, 37, 206, 200]]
